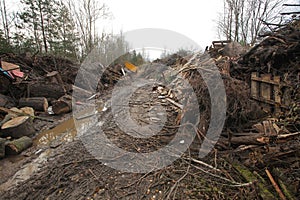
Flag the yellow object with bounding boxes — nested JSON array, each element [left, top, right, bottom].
[[124, 61, 138, 72]]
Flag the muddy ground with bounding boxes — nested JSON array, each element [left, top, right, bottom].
[[0, 80, 299, 200]]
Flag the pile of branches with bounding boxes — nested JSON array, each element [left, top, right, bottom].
[[236, 18, 300, 81], [169, 53, 264, 133]]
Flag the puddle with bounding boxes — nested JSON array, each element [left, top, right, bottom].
[[34, 118, 77, 146], [0, 102, 107, 192], [34, 102, 106, 146]]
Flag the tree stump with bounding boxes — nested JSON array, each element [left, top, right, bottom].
[[19, 97, 48, 112], [1, 116, 35, 138], [5, 136, 33, 155]]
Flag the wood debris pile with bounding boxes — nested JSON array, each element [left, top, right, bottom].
[[0, 18, 299, 200]]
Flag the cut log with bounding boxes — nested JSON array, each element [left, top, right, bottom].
[[0, 74, 11, 94], [52, 95, 72, 115], [46, 71, 66, 93], [0, 94, 14, 108], [19, 97, 48, 112], [20, 107, 35, 116], [0, 106, 54, 122], [29, 83, 65, 99], [0, 138, 6, 158], [1, 116, 35, 138], [5, 136, 33, 155]]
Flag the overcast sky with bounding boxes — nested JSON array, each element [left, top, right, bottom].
[[101, 0, 298, 58], [102, 0, 223, 49], [7, 0, 299, 58]]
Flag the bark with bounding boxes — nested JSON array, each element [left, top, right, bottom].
[[5, 136, 33, 155], [1, 116, 35, 138], [29, 83, 65, 99], [19, 97, 48, 112], [52, 95, 72, 115], [0, 138, 5, 158]]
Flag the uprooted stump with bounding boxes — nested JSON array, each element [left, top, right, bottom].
[[175, 53, 266, 133]]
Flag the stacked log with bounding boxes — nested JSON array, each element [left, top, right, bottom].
[[0, 94, 14, 108], [29, 83, 65, 99], [5, 136, 33, 155], [1, 116, 35, 138], [19, 97, 48, 112], [52, 95, 72, 115]]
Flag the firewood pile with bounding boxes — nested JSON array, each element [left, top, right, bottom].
[[0, 54, 79, 158], [0, 52, 136, 158]]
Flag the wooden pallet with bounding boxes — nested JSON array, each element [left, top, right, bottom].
[[251, 72, 290, 113]]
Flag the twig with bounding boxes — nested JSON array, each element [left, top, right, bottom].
[[166, 98, 183, 109], [277, 132, 300, 139], [268, 36, 287, 44], [265, 168, 286, 200], [190, 163, 252, 187], [166, 152, 191, 200], [119, 171, 153, 189], [88, 168, 99, 182], [281, 11, 300, 15], [283, 4, 300, 6], [184, 156, 220, 172]]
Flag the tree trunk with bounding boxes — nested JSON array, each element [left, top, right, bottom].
[[5, 136, 33, 155], [19, 97, 48, 112], [38, 1, 48, 53], [1, 116, 35, 138]]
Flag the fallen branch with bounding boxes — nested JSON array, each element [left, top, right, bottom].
[[277, 132, 300, 139], [265, 168, 287, 200], [233, 162, 275, 199]]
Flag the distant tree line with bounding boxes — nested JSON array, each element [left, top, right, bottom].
[[0, 0, 144, 65]]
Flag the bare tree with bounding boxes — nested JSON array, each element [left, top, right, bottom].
[[0, 0, 13, 43], [67, 0, 109, 57], [218, 0, 284, 45]]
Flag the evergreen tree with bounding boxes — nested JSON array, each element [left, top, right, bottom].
[[51, 1, 79, 59], [17, 0, 78, 58]]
